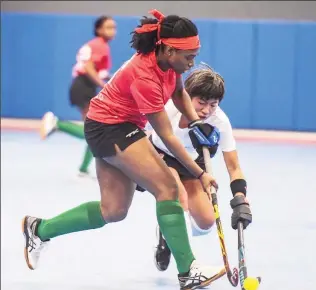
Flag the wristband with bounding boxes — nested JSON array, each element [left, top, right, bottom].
[[197, 170, 205, 179], [230, 179, 247, 197]]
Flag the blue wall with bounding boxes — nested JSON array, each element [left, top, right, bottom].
[[1, 12, 316, 131]]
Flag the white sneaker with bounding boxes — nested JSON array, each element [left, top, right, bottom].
[[40, 111, 58, 140], [22, 216, 50, 270], [78, 171, 96, 180], [178, 260, 226, 289]]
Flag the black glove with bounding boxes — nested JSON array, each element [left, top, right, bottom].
[[188, 120, 220, 158], [230, 195, 252, 230]]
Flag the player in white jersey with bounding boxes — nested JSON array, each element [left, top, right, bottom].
[[148, 64, 252, 271]]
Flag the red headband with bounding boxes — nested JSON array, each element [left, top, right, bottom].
[[135, 9, 201, 50]]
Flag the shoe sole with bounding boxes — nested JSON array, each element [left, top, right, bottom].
[[21, 216, 35, 270], [154, 227, 171, 272], [40, 126, 57, 140], [78, 172, 96, 180], [39, 113, 56, 140], [153, 247, 171, 272], [181, 267, 227, 290]]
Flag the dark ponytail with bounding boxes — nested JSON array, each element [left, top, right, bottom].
[[130, 17, 159, 54], [130, 15, 198, 55]]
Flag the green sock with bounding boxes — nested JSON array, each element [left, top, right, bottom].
[[37, 201, 106, 241], [57, 120, 85, 139], [79, 146, 93, 173], [56, 121, 93, 173], [156, 200, 195, 274]]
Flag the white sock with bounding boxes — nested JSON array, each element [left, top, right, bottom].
[[189, 213, 213, 237]]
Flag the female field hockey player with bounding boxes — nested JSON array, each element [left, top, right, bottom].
[[22, 10, 226, 289], [40, 15, 116, 177], [148, 64, 252, 271]]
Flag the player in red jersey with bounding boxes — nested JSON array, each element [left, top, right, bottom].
[[40, 16, 116, 177], [22, 10, 226, 289]]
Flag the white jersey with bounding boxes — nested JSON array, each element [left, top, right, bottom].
[[150, 100, 236, 160]]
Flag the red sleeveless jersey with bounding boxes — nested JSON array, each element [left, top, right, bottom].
[[87, 51, 177, 129], [72, 37, 111, 80]]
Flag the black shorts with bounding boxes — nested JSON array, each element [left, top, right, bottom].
[[69, 75, 97, 110], [84, 117, 147, 157], [153, 144, 206, 179], [135, 140, 206, 192]]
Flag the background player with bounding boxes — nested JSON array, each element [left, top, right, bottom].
[[150, 64, 252, 271], [40, 16, 116, 177]]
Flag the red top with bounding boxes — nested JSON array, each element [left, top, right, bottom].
[[72, 37, 111, 80], [87, 51, 178, 129]]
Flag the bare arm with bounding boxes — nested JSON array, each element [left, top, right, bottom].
[[223, 150, 246, 196], [146, 109, 204, 178], [171, 75, 199, 123], [84, 60, 106, 88]]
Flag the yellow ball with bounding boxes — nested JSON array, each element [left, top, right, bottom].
[[243, 277, 260, 290]]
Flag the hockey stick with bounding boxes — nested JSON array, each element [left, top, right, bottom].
[[237, 222, 261, 290], [202, 147, 239, 287]]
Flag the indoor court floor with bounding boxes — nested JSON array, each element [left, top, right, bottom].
[[2, 130, 316, 290]]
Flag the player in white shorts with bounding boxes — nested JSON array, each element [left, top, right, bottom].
[[148, 64, 252, 271]]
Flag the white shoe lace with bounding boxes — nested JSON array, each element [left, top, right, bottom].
[[189, 260, 202, 275], [34, 241, 48, 255]]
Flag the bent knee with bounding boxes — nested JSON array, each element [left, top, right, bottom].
[[199, 219, 215, 230], [100, 203, 129, 223], [155, 177, 179, 201], [195, 215, 215, 230]]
